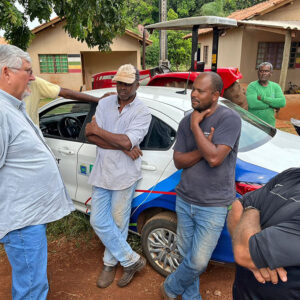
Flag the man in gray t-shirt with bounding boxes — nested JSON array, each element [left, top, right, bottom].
[[161, 72, 241, 300]]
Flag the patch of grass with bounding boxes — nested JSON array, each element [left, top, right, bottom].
[[46, 211, 142, 252], [128, 233, 142, 255], [39, 98, 53, 108], [47, 211, 94, 242]]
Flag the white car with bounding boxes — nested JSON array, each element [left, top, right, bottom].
[[39, 86, 300, 276]]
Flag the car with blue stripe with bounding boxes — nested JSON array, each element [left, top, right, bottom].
[[39, 86, 300, 276]]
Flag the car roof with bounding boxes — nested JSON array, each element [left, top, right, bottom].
[[84, 86, 193, 113]]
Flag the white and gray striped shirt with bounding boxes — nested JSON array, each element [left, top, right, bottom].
[[88, 94, 151, 190]]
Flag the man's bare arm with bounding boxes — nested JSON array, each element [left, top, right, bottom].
[[86, 134, 117, 149], [173, 127, 215, 170], [86, 134, 142, 160], [85, 119, 132, 150], [190, 110, 231, 167], [231, 208, 287, 284], [173, 150, 203, 170], [59, 88, 116, 103], [227, 200, 243, 237], [232, 208, 261, 269]]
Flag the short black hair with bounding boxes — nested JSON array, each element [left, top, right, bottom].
[[197, 72, 223, 93]]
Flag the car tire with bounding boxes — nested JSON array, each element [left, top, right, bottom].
[[141, 211, 182, 277]]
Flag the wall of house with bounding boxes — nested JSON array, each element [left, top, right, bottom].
[[255, 0, 300, 21], [198, 33, 212, 69], [82, 51, 137, 90], [198, 28, 243, 71], [218, 28, 243, 69], [28, 21, 141, 90], [239, 27, 300, 90]]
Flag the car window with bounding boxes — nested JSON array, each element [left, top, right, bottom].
[[140, 116, 176, 150], [39, 102, 91, 141], [221, 99, 276, 152]]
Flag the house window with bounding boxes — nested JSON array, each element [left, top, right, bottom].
[[289, 42, 300, 68], [203, 46, 209, 64], [256, 42, 298, 69], [39, 54, 68, 73], [256, 42, 284, 69]]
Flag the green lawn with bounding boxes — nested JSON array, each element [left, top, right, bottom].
[[39, 98, 53, 108]]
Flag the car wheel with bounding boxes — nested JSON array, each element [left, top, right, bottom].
[[141, 211, 182, 277]]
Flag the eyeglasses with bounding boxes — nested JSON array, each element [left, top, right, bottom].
[[258, 69, 271, 73], [8, 67, 33, 76]]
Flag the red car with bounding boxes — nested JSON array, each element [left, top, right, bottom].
[[92, 67, 247, 109]]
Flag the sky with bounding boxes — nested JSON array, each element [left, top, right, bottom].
[[0, 3, 56, 37]]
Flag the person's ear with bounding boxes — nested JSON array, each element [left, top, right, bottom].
[[212, 91, 220, 102]]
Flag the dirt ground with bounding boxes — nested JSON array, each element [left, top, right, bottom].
[[0, 235, 235, 300], [2, 97, 297, 300]]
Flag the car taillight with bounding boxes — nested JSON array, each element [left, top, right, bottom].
[[235, 182, 263, 195]]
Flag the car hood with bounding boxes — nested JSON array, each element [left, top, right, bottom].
[[238, 129, 300, 173]]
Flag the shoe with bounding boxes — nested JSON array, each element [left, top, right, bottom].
[[97, 265, 117, 288], [160, 282, 177, 299], [117, 256, 146, 287]]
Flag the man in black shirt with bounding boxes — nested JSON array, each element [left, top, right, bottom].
[[228, 168, 300, 300]]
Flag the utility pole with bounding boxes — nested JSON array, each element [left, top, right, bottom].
[[159, 0, 170, 68]]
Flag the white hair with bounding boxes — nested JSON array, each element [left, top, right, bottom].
[[258, 62, 273, 72], [0, 45, 31, 73]]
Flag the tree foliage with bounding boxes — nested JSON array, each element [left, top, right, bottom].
[[166, 9, 191, 71], [0, 0, 127, 50], [125, 0, 159, 28], [1, 0, 267, 64]]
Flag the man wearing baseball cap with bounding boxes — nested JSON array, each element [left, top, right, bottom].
[[85, 64, 151, 288]]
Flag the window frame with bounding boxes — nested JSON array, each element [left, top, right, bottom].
[[203, 45, 209, 65], [255, 41, 299, 70], [39, 54, 69, 74], [140, 115, 176, 151]]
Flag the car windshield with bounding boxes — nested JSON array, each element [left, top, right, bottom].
[[220, 99, 276, 152]]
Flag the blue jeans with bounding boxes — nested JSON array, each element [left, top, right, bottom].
[[90, 183, 140, 267], [164, 196, 227, 300], [0, 224, 48, 300]]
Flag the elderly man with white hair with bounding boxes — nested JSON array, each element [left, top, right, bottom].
[[0, 45, 74, 300]]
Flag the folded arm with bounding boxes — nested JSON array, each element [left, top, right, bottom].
[[190, 110, 233, 167], [228, 200, 287, 284], [173, 127, 214, 169], [260, 85, 286, 109], [85, 118, 132, 150], [246, 84, 270, 110]]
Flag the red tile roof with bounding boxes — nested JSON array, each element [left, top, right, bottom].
[[32, 16, 152, 45], [228, 0, 292, 20]]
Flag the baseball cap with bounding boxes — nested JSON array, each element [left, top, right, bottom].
[[112, 64, 138, 84]]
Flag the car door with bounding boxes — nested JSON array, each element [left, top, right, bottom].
[[76, 106, 178, 213], [39, 101, 92, 200], [137, 110, 177, 194]]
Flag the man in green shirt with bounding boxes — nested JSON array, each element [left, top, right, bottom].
[[246, 62, 286, 126]]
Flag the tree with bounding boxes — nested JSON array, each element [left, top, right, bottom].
[[0, 0, 127, 51], [125, 0, 159, 28], [167, 9, 191, 71], [200, 0, 237, 17], [145, 33, 160, 68]]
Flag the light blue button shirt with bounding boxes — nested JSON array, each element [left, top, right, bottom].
[[0, 89, 74, 239], [88, 94, 152, 190]]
